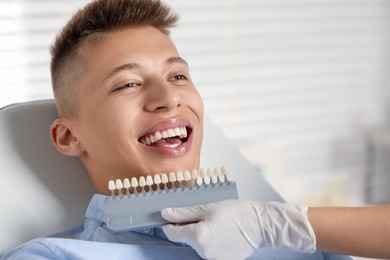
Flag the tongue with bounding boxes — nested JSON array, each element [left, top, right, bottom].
[[151, 137, 182, 147]]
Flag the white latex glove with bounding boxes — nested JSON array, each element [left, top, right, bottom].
[[161, 200, 316, 260]]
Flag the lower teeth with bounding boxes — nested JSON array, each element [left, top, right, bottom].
[[148, 137, 183, 148]]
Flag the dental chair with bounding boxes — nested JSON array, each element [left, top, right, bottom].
[[0, 100, 352, 260]]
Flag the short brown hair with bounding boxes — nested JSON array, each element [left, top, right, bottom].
[[50, 0, 178, 117]]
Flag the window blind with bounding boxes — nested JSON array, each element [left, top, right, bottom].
[[1, 0, 389, 205], [170, 0, 390, 205]]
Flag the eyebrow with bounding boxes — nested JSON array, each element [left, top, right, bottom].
[[165, 56, 188, 66], [102, 63, 141, 84], [102, 56, 188, 84]]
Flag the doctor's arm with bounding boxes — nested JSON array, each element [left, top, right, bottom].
[[161, 200, 390, 259], [308, 205, 390, 259]]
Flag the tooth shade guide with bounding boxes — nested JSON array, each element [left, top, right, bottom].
[[191, 169, 199, 180], [145, 175, 153, 192], [107, 167, 230, 197], [108, 180, 116, 197], [115, 179, 124, 196], [203, 176, 211, 185], [123, 178, 130, 188], [199, 168, 206, 179], [176, 171, 184, 182], [169, 172, 177, 183], [196, 177, 203, 186], [153, 174, 162, 191], [105, 166, 238, 231], [130, 177, 137, 194], [208, 168, 218, 184], [123, 178, 131, 195], [213, 167, 223, 183], [184, 171, 191, 181]]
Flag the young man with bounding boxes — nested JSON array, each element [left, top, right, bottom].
[[1, 0, 353, 259]]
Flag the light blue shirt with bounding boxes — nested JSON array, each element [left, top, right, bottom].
[[2, 194, 352, 260]]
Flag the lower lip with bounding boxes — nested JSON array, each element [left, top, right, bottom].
[[139, 132, 193, 156]]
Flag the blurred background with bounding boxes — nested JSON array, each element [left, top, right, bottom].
[[1, 0, 389, 211]]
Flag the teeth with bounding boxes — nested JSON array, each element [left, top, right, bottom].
[[191, 169, 199, 179], [115, 179, 123, 189], [123, 178, 131, 189], [107, 167, 230, 196], [167, 129, 175, 137], [108, 180, 116, 191], [169, 172, 177, 182], [202, 169, 211, 185], [108, 180, 116, 197], [161, 173, 169, 184], [177, 171, 184, 182], [115, 179, 124, 196], [131, 177, 138, 188], [174, 128, 181, 136], [199, 168, 206, 178], [184, 170, 191, 181], [140, 127, 188, 146], [139, 176, 146, 187], [221, 166, 227, 176], [123, 178, 131, 195], [154, 174, 161, 184], [146, 175, 153, 186], [207, 168, 213, 177], [155, 132, 162, 140], [220, 166, 228, 182]]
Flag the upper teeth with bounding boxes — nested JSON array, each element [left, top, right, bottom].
[[141, 127, 188, 145]]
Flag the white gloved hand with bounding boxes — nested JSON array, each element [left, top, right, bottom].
[[161, 200, 316, 260]]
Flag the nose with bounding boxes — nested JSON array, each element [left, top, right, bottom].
[[144, 83, 181, 112]]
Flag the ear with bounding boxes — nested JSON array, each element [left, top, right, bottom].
[[50, 118, 84, 156]]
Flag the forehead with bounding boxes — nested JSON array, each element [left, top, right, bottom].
[[82, 26, 179, 65]]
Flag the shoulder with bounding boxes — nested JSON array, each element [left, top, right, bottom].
[[1, 238, 62, 260]]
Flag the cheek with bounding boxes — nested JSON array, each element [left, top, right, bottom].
[[102, 99, 139, 124], [82, 102, 134, 141], [190, 90, 204, 146], [190, 89, 204, 118]]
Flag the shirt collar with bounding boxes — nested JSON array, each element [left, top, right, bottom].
[[85, 193, 107, 223], [84, 194, 161, 236]]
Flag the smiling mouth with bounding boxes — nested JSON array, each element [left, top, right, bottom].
[[139, 127, 191, 148]]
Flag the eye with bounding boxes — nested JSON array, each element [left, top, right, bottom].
[[170, 74, 188, 81], [114, 82, 140, 92]]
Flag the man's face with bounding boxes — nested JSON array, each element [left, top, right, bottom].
[[72, 26, 203, 193]]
